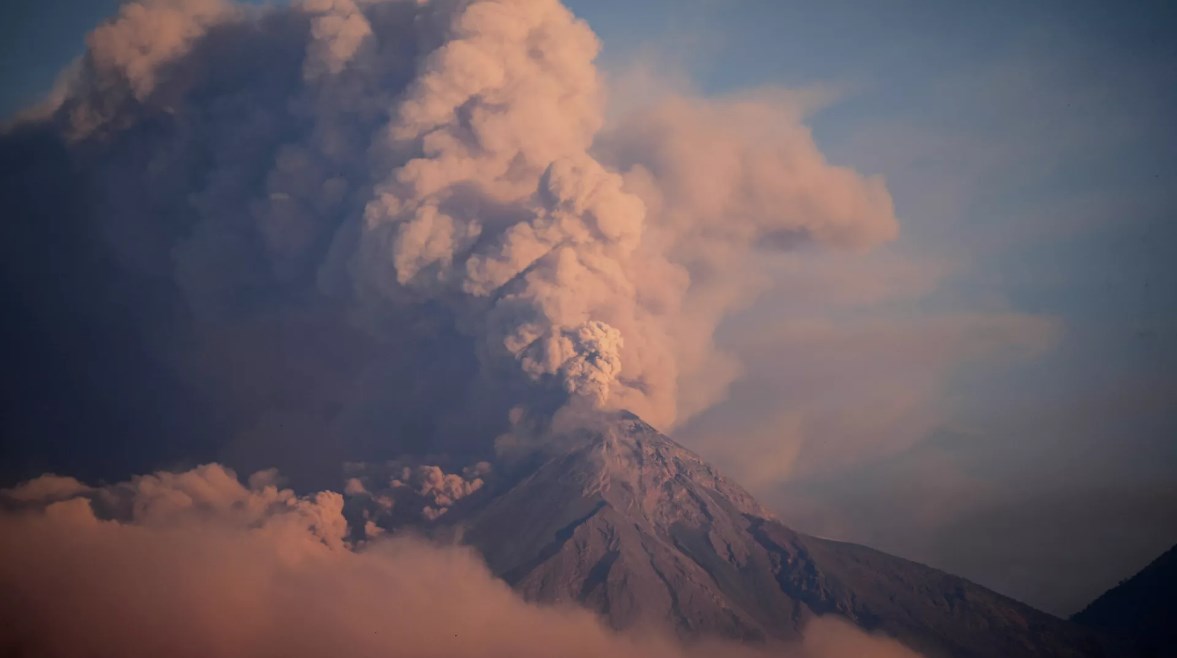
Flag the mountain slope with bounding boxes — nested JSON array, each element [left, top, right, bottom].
[[450, 412, 1106, 658], [1072, 543, 1177, 658]]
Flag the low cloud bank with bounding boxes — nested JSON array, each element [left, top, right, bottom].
[[0, 465, 922, 658]]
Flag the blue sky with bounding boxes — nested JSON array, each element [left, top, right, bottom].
[[3, 0, 1175, 615]]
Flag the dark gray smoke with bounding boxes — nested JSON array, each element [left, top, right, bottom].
[[0, 0, 896, 488]]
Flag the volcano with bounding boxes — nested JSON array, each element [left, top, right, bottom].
[[398, 412, 1109, 658]]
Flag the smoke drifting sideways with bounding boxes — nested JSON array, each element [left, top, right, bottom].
[[0, 464, 925, 658], [0, 0, 897, 487]]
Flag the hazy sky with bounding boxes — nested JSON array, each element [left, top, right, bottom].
[[2, 0, 1175, 617], [566, 0, 1177, 615]]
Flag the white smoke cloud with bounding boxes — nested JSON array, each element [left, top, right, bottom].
[[595, 89, 899, 426], [0, 465, 925, 658], [346, 2, 897, 426]]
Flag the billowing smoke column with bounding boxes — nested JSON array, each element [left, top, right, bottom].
[[355, 0, 644, 407], [1, 0, 896, 482]]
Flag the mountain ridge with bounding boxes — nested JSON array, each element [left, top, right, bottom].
[[421, 411, 1109, 658], [426, 411, 1111, 658], [1072, 543, 1176, 658]]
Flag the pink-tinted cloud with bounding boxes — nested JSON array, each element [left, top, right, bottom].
[[18, 0, 901, 442], [0, 465, 923, 658], [594, 89, 899, 427], [675, 249, 1059, 488]]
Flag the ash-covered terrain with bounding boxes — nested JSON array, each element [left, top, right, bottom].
[[345, 412, 1110, 658]]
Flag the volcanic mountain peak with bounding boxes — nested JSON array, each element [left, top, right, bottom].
[[531, 411, 774, 526], [446, 412, 1109, 658]]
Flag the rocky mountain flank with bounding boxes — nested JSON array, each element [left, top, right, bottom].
[[444, 412, 1107, 658]]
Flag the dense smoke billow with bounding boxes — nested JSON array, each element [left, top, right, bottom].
[[0, 0, 895, 487], [0, 464, 924, 658]]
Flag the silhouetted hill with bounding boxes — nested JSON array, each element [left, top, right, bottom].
[[1073, 543, 1177, 658]]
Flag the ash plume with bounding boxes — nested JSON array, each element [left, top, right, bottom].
[[0, 0, 896, 485], [343, 458, 491, 527]]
